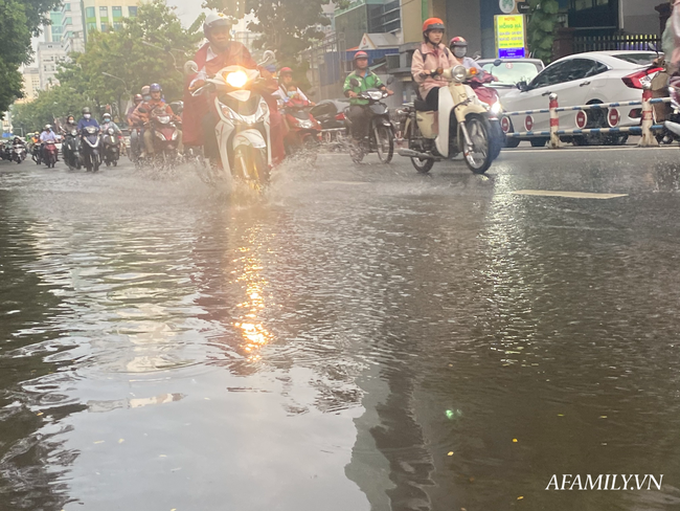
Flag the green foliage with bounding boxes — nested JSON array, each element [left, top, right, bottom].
[[203, 0, 331, 66], [13, 0, 202, 129], [0, 0, 60, 114], [526, 0, 560, 63]]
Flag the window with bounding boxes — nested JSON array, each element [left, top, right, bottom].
[[112, 6, 123, 19], [100, 6, 109, 19], [113, 22, 123, 31], [87, 22, 97, 31], [63, 3, 70, 10], [529, 61, 572, 89], [63, 17, 72, 26], [101, 23, 109, 31], [128, 6, 137, 16], [85, 7, 95, 19], [530, 58, 607, 89]]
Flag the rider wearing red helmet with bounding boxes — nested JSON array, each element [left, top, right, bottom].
[[449, 36, 483, 72], [342, 50, 394, 144], [273, 66, 312, 105], [411, 17, 456, 111]]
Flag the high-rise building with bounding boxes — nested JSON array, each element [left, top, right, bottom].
[[44, 10, 64, 43], [82, 0, 140, 40], [37, 42, 67, 89], [15, 68, 41, 104], [61, 1, 86, 54]]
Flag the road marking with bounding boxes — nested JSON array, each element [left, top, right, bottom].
[[505, 146, 677, 154], [512, 190, 628, 199], [323, 180, 370, 186]]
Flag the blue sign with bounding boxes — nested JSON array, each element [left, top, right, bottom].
[[499, 47, 526, 58]]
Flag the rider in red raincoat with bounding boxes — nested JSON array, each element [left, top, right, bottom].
[[183, 12, 285, 165]]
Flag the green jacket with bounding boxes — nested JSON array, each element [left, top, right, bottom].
[[343, 70, 385, 105]]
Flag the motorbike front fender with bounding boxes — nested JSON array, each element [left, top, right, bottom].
[[233, 129, 267, 150], [436, 87, 455, 158]]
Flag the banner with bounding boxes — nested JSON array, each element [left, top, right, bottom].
[[495, 14, 526, 59]]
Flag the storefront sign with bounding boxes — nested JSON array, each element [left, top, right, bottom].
[[495, 14, 526, 59]]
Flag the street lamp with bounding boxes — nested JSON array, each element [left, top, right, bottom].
[[102, 72, 129, 122]]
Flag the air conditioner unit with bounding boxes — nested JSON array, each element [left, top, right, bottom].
[[386, 53, 400, 70]]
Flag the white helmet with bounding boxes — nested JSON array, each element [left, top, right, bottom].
[[203, 12, 232, 38]]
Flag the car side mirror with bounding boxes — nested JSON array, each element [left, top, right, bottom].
[[184, 60, 199, 75], [517, 80, 528, 91]]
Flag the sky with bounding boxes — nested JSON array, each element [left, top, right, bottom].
[[166, 0, 209, 28]]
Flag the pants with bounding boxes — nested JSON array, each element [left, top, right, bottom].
[[424, 87, 440, 111], [349, 105, 369, 140], [144, 128, 183, 154], [652, 69, 671, 122]]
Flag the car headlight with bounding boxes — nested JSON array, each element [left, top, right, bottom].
[[226, 70, 248, 88], [451, 65, 467, 83]]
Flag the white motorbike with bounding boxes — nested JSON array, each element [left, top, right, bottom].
[[186, 51, 275, 193], [397, 65, 502, 174]]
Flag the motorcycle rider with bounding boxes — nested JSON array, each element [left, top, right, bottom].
[[126, 94, 144, 125], [133, 82, 182, 157], [273, 67, 313, 105], [78, 107, 100, 132], [61, 115, 78, 163], [39, 124, 58, 161], [411, 18, 457, 111], [141, 85, 151, 102], [183, 11, 285, 165], [343, 51, 394, 145], [101, 112, 122, 135], [449, 36, 483, 72]]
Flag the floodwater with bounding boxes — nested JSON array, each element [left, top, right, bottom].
[[2, 150, 680, 511]]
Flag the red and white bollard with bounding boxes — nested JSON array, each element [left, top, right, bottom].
[[638, 84, 659, 147], [549, 93, 561, 149]]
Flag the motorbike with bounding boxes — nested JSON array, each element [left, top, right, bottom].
[[187, 50, 276, 193], [128, 126, 143, 163], [396, 65, 502, 174], [81, 126, 101, 172], [310, 100, 349, 148], [664, 76, 680, 140], [102, 127, 121, 167], [63, 129, 82, 170], [32, 143, 42, 165], [282, 97, 322, 155], [43, 141, 59, 168], [148, 108, 181, 164], [11, 143, 27, 164], [344, 87, 394, 164]]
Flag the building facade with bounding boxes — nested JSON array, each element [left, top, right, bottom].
[[61, 1, 86, 54], [335, 0, 402, 50], [82, 0, 139, 40], [37, 42, 67, 89], [17, 68, 41, 104], [44, 11, 64, 43]]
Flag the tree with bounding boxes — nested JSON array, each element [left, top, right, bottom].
[[0, 0, 60, 114], [203, 0, 331, 67], [12, 87, 97, 134], [526, 0, 560, 63]]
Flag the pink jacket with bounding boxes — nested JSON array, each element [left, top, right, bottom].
[[673, 0, 680, 67], [411, 42, 457, 99]]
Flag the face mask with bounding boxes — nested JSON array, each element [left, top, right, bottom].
[[454, 47, 467, 58], [287, 90, 296, 98], [144, 95, 151, 101], [84, 114, 91, 119]]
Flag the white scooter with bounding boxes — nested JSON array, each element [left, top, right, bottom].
[[397, 65, 502, 174], [186, 51, 276, 193]]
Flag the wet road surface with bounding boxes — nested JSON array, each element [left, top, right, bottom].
[[2, 146, 680, 511]]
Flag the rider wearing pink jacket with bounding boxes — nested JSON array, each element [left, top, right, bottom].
[[411, 18, 457, 111]]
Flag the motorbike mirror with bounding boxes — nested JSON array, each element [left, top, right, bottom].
[[493, 58, 502, 67], [258, 50, 276, 67], [184, 60, 199, 75]]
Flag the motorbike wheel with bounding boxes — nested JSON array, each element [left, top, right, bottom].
[[235, 146, 269, 193], [463, 114, 496, 174], [411, 156, 435, 174], [93, 157, 100, 172], [374, 125, 394, 164]]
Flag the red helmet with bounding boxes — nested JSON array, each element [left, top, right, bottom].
[[450, 36, 467, 47], [279, 67, 293, 74], [133, 94, 143, 103], [422, 18, 445, 34], [353, 51, 369, 61]]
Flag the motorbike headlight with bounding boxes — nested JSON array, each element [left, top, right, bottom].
[[226, 70, 248, 89], [451, 65, 467, 83], [299, 119, 314, 129], [489, 101, 503, 115], [368, 91, 383, 101]]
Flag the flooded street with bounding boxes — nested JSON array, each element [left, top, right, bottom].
[[3, 147, 680, 511]]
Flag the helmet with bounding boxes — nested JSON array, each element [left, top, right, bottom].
[[353, 51, 369, 61], [450, 36, 467, 47], [82, 107, 91, 114], [134, 94, 143, 103], [141, 85, 150, 95], [45, 124, 51, 130], [150, 83, 162, 93], [103, 113, 111, 119], [279, 67, 293, 74], [422, 18, 445, 34], [203, 12, 231, 38]]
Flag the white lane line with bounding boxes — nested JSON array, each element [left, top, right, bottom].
[[323, 180, 370, 186], [505, 146, 677, 154], [511, 190, 628, 199]]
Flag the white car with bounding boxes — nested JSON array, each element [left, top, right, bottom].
[[477, 58, 545, 98], [500, 51, 661, 146]]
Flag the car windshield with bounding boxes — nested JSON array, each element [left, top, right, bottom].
[[611, 53, 658, 66], [482, 61, 543, 86]]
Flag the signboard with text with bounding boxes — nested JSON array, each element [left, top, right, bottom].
[[495, 14, 526, 59]]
